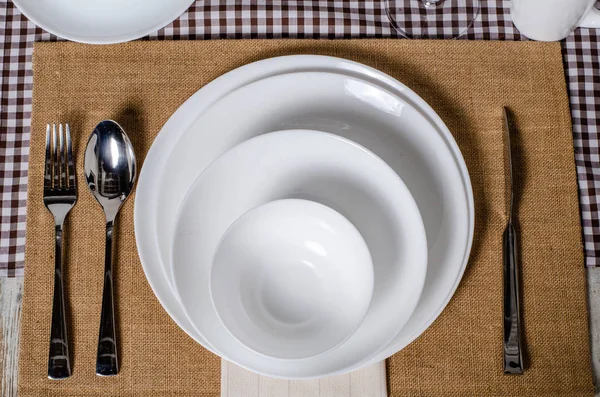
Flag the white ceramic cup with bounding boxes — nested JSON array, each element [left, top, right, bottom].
[[511, 0, 600, 41]]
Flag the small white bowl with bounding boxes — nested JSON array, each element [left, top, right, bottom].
[[209, 199, 374, 360]]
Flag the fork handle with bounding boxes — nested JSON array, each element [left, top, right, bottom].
[[96, 221, 119, 376], [503, 222, 524, 374], [48, 225, 72, 380]]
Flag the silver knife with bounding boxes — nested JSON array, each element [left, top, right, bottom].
[[503, 107, 524, 374]]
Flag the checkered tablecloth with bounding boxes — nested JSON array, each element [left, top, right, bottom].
[[0, 0, 598, 277]]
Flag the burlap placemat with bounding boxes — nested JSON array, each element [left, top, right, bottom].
[[19, 40, 592, 396]]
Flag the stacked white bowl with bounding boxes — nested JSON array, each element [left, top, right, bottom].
[[135, 56, 474, 380], [211, 199, 374, 360], [170, 130, 428, 376]]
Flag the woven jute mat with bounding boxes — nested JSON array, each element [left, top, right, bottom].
[[19, 40, 592, 396]]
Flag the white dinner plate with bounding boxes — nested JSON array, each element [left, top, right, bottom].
[[172, 130, 428, 378], [157, 69, 474, 369], [134, 55, 474, 370], [12, 0, 194, 44]]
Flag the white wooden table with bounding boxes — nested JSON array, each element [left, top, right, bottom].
[[1, 278, 23, 396]]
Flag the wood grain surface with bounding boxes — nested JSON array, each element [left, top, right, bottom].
[[221, 360, 387, 397], [1, 278, 23, 397]]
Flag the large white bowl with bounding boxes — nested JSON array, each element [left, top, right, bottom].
[[210, 199, 374, 361], [171, 130, 428, 378], [12, 0, 194, 44], [134, 56, 474, 376]]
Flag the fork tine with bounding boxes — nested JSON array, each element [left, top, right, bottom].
[[66, 124, 75, 190], [44, 124, 52, 190], [52, 124, 59, 189], [59, 124, 66, 189]]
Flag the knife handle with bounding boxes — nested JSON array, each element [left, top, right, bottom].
[[503, 222, 524, 374]]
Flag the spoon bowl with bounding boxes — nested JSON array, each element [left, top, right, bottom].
[[84, 120, 137, 221]]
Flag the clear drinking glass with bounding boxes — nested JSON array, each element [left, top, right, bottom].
[[386, 0, 480, 39]]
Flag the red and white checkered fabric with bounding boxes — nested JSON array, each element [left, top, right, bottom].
[[0, 0, 599, 276]]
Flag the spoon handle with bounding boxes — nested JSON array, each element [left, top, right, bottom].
[[96, 221, 119, 376]]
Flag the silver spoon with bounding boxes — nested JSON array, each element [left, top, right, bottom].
[[84, 120, 136, 377]]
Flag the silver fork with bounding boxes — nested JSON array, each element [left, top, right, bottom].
[[44, 123, 76, 380]]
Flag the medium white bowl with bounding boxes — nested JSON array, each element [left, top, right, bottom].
[[171, 129, 428, 377], [210, 199, 374, 360]]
